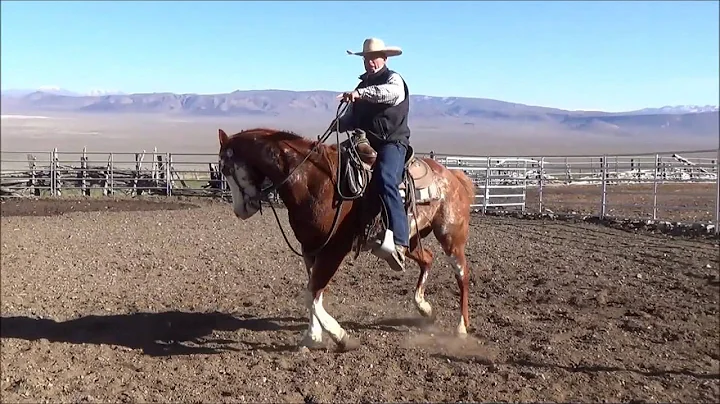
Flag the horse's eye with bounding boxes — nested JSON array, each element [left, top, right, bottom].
[[226, 149, 234, 158]]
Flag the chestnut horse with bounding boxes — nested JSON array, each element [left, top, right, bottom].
[[217, 125, 476, 352]]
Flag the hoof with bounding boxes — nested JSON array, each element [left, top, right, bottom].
[[298, 335, 325, 351], [336, 333, 361, 352], [423, 310, 437, 324]]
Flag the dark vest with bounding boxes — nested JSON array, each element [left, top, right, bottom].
[[351, 66, 411, 148]]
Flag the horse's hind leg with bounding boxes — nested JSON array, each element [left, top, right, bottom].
[[434, 223, 471, 336], [407, 227, 435, 321]]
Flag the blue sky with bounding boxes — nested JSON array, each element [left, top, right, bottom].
[[1, 0, 718, 111]]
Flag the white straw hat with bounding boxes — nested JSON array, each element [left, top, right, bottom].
[[346, 37, 403, 57]]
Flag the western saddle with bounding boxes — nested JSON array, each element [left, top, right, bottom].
[[338, 129, 439, 207]]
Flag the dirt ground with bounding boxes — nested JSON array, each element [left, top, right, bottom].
[[1, 197, 718, 403]]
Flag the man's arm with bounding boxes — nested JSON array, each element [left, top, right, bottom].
[[357, 72, 406, 106]]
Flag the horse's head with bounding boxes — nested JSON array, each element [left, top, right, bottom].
[[218, 128, 267, 219]]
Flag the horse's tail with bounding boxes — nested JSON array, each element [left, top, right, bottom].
[[450, 169, 476, 202]]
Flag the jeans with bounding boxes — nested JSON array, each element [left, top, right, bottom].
[[371, 142, 409, 247]]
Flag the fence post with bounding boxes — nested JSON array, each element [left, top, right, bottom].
[[652, 153, 660, 220], [715, 147, 720, 235], [565, 157, 570, 184], [103, 155, 110, 196], [133, 151, 145, 196], [55, 148, 63, 197], [157, 153, 165, 195], [52, 148, 63, 196], [49, 150, 55, 196], [166, 153, 173, 196], [483, 157, 490, 214], [152, 147, 158, 190], [81, 146, 89, 196], [522, 159, 528, 213], [109, 153, 115, 195], [538, 157, 545, 212], [27, 154, 38, 196], [600, 155, 607, 218]]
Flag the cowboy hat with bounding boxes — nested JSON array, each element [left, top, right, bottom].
[[346, 37, 403, 57]]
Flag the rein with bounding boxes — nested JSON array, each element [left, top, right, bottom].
[[257, 100, 361, 258]]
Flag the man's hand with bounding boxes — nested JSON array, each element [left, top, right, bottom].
[[337, 90, 361, 103]]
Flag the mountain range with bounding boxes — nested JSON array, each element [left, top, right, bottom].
[[2, 88, 718, 140]]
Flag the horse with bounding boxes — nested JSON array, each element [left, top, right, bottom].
[[217, 125, 476, 352]]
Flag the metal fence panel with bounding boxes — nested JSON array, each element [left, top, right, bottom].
[[2, 146, 718, 234]]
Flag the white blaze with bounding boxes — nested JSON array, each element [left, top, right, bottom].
[[225, 163, 259, 220]]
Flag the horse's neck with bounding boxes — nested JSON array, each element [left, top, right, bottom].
[[263, 140, 335, 204]]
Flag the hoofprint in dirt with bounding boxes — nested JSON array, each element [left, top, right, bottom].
[[1, 198, 718, 403]]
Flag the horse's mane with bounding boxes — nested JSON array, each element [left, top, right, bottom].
[[233, 127, 339, 177], [236, 127, 339, 153]]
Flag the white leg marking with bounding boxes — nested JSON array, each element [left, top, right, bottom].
[[300, 257, 323, 346], [447, 255, 468, 336], [414, 271, 432, 317], [310, 291, 346, 343], [305, 313, 323, 343], [447, 255, 464, 279], [457, 315, 468, 336]]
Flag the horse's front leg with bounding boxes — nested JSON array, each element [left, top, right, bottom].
[[307, 249, 360, 352], [298, 252, 324, 351]]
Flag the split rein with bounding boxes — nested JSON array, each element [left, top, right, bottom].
[[259, 100, 366, 258]]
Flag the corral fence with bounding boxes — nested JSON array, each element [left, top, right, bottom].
[[2, 147, 718, 234]]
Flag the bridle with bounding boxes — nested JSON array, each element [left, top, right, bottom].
[[221, 99, 360, 258]]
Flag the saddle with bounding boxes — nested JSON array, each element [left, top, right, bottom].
[[337, 129, 441, 258], [338, 129, 438, 205]]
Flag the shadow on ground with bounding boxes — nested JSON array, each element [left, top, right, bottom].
[[0, 311, 305, 356], [0, 312, 443, 356]]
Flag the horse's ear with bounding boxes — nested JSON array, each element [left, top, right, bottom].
[[218, 129, 229, 147]]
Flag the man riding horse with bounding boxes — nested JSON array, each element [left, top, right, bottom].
[[216, 37, 476, 347], [336, 37, 411, 272]]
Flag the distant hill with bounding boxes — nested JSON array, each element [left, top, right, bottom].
[[1, 89, 718, 139], [624, 105, 719, 115]]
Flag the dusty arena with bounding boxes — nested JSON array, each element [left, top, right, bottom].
[[1, 197, 718, 403]]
